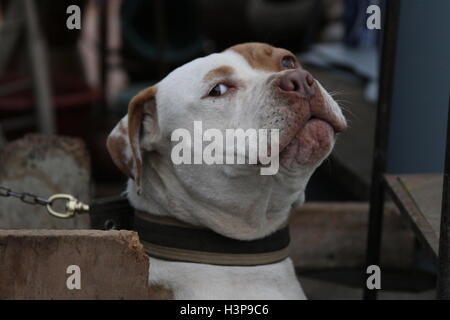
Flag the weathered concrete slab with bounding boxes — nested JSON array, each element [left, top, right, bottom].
[[0, 230, 169, 299], [0, 134, 90, 229], [290, 202, 415, 270]]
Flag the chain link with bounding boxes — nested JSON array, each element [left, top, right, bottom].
[[0, 186, 50, 206], [0, 186, 90, 218]]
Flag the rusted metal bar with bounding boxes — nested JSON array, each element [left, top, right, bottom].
[[437, 95, 450, 299], [99, 0, 108, 112], [363, 0, 401, 300], [0, 0, 22, 76], [23, 0, 56, 134]]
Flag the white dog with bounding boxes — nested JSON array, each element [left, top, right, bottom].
[[107, 43, 347, 299]]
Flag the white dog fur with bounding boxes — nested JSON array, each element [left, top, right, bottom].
[[107, 43, 347, 299]]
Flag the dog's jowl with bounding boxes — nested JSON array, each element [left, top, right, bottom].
[[107, 42, 347, 300]]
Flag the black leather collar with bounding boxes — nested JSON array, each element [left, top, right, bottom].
[[88, 196, 291, 266], [134, 210, 291, 266]]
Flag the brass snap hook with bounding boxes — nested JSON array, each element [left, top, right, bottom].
[[46, 194, 90, 219]]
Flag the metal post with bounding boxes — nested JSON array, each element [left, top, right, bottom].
[[99, 0, 108, 113], [23, 0, 56, 134], [437, 95, 450, 299], [0, 124, 6, 149], [0, 0, 23, 76], [363, 0, 401, 300]]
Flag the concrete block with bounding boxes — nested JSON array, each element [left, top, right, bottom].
[[0, 134, 90, 229]]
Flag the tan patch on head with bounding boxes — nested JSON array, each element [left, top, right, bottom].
[[227, 42, 300, 72], [204, 65, 234, 81]]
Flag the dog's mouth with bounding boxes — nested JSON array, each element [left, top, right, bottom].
[[277, 103, 347, 165]]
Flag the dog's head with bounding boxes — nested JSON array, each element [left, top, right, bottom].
[[107, 43, 347, 238]]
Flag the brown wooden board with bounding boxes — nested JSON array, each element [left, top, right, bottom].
[[385, 174, 443, 257], [0, 203, 416, 299], [0, 230, 173, 299], [290, 202, 415, 270]]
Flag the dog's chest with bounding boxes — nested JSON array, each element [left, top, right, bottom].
[[148, 257, 306, 299]]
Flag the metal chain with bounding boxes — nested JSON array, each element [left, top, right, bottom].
[[0, 186, 89, 218], [0, 186, 50, 206]]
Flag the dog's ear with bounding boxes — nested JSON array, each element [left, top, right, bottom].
[[106, 86, 159, 194]]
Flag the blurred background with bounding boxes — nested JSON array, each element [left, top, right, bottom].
[[0, 0, 449, 299]]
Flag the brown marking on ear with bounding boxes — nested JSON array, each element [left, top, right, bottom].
[[128, 86, 158, 194], [148, 284, 174, 300], [227, 42, 300, 72], [118, 121, 127, 135], [204, 65, 235, 81], [106, 133, 134, 179]]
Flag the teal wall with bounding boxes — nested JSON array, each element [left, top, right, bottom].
[[387, 0, 450, 173]]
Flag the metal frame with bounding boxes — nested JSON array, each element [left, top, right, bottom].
[[384, 175, 439, 257], [363, 0, 401, 300], [0, 0, 56, 135], [23, 0, 55, 134], [437, 96, 450, 299], [364, 0, 450, 300], [99, 0, 108, 113]]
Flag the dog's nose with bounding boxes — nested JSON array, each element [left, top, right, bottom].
[[278, 69, 315, 98]]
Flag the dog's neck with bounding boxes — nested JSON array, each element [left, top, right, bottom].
[[127, 153, 315, 240]]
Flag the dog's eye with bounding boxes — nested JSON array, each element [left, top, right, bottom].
[[281, 56, 296, 69], [209, 83, 229, 97]]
